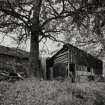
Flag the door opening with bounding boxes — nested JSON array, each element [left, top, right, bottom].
[[70, 64, 75, 82]]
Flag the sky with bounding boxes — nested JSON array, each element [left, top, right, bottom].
[[0, 30, 102, 58], [0, 33, 63, 57]]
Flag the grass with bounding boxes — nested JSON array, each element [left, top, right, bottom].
[[0, 79, 105, 105]]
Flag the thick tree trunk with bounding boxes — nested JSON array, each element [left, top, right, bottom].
[[29, 32, 40, 77], [29, 0, 42, 78]]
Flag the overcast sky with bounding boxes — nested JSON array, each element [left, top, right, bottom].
[[0, 33, 63, 57]]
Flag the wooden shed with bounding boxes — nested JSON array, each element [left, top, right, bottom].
[[46, 44, 103, 82], [0, 45, 29, 76]]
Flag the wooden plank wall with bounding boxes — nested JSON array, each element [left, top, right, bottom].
[[75, 64, 95, 82], [52, 46, 98, 82], [53, 50, 70, 79], [68, 45, 102, 74], [54, 50, 69, 64]]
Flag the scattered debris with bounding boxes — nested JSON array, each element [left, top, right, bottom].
[[0, 72, 24, 82]]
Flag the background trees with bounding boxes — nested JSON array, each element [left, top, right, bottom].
[[0, 0, 105, 77]]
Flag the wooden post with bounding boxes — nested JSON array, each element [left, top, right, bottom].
[[67, 62, 69, 78], [50, 67, 53, 80], [68, 49, 70, 78]]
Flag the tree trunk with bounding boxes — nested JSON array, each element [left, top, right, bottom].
[[29, 0, 42, 78], [29, 32, 40, 77]]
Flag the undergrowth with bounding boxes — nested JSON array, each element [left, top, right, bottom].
[[0, 79, 105, 105]]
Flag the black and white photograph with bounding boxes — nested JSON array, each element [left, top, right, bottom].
[[0, 0, 105, 105]]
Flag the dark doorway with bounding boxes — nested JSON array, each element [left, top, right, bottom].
[[53, 63, 66, 79], [46, 58, 54, 80], [87, 67, 90, 72], [70, 64, 75, 82]]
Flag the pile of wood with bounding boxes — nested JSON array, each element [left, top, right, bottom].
[[0, 71, 24, 82]]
